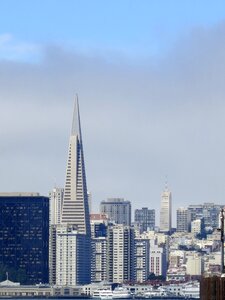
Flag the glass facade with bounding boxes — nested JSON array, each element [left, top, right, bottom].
[[0, 196, 49, 284]]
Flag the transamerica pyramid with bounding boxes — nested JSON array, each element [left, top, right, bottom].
[[61, 96, 91, 236]]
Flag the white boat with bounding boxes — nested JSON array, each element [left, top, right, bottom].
[[182, 281, 200, 299], [112, 286, 132, 299], [92, 287, 113, 299], [142, 286, 171, 298]]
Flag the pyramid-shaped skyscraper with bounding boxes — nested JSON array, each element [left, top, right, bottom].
[[61, 96, 91, 236], [57, 96, 91, 284]]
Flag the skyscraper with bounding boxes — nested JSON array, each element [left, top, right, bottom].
[[100, 198, 131, 226], [56, 97, 91, 285], [177, 207, 188, 232], [135, 207, 155, 232], [49, 187, 64, 225], [159, 186, 172, 233], [134, 239, 150, 283], [0, 193, 49, 284], [107, 224, 135, 283], [187, 203, 222, 232], [49, 187, 64, 284], [61, 98, 90, 235]]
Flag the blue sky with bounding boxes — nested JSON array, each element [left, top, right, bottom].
[[1, 1, 225, 224], [1, 1, 225, 60]]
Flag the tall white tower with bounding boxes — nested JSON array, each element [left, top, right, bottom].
[[159, 185, 172, 233]]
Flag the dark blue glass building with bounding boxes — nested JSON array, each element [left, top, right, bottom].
[[0, 193, 49, 284]]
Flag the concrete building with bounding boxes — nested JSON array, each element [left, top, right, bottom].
[[149, 245, 167, 278], [90, 214, 108, 283], [107, 225, 134, 283], [191, 219, 204, 236], [56, 98, 91, 285], [177, 207, 188, 232], [185, 252, 203, 276], [188, 203, 222, 231], [56, 224, 88, 285], [91, 237, 107, 283], [0, 193, 49, 284], [90, 214, 108, 238], [134, 207, 155, 233], [134, 239, 150, 283], [49, 187, 64, 225], [100, 198, 131, 226], [49, 187, 64, 285], [160, 187, 172, 233]]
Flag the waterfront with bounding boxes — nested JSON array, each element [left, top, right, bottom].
[[0, 297, 200, 300]]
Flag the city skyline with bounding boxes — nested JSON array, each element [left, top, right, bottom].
[[1, 1, 225, 225]]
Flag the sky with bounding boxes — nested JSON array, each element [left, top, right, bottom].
[[1, 1, 225, 225]]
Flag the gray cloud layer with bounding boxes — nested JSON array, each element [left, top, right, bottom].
[[1, 22, 225, 225]]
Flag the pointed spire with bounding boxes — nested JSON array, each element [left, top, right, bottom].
[[165, 175, 169, 191], [71, 94, 82, 139]]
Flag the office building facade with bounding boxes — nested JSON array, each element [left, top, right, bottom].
[[135, 207, 155, 232], [187, 203, 222, 231], [100, 198, 131, 226], [176, 207, 188, 232], [0, 193, 49, 284]]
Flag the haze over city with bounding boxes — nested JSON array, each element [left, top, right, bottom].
[[1, 1, 225, 225]]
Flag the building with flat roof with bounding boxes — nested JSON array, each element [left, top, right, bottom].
[[0, 194, 49, 284], [135, 207, 155, 232], [100, 198, 131, 226]]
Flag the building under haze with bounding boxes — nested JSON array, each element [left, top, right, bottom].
[[55, 98, 91, 285], [100, 198, 131, 226], [135, 207, 155, 232], [176, 207, 188, 232], [160, 187, 172, 233], [187, 203, 222, 232], [0, 193, 49, 284]]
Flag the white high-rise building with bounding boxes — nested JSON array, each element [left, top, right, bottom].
[[56, 97, 91, 285], [107, 225, 134, 283], [149, 245, 167, 277], [56, 224, 88, 286], [160, 187, 172, 233], [91, 237, 107, 283], [49, 187, 64, 225], [48, 186, 64, 284]]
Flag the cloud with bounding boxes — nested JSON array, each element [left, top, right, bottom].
[[1, 22, 225, 225], [0, 33, 41, 62]]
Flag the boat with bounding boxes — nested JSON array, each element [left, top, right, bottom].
[[141, 286, 172, 298], [112, 286, 132, 299], [92, 287, 113, 299]]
